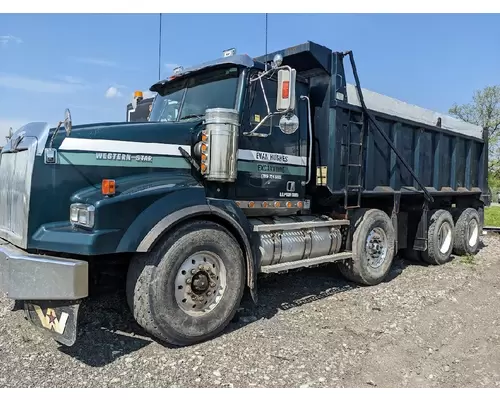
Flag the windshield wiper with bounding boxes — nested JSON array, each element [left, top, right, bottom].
[[179, 113, 204, 121]]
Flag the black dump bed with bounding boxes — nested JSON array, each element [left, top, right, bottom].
[[256, 42, 489, 205]]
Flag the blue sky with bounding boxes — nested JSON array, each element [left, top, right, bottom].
[[1, 13, 499, 140]]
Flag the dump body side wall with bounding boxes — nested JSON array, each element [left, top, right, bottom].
[[327, 102, 487, 195], [311, 51, 488, 201]]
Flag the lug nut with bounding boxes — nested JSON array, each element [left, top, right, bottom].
[[191, 295, 196, 300], [210, 282, 216, 287], [207, 291, 212, 296], [186, 278, 192, 284], [191, 269, 197, 275]]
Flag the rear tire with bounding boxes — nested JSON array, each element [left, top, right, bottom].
[[421, 209, 455, 265], [452, 208, 480, 256], [126, 220, 245, 347], [339, 208, 396, 285]]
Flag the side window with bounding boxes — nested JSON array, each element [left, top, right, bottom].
[[248, 77, 280, 135]]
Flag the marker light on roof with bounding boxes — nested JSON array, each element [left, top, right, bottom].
[[172, 66, 183, 75], [273, 53, 283, 68], [223, 48, 236, 58]]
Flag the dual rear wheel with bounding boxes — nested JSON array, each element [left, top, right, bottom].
[[404, 207, 481, 264], [339, 206, 482, 287], [339, 208, 396, 285]]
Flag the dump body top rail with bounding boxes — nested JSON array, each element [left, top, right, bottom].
[[344, 84, 483, 140]]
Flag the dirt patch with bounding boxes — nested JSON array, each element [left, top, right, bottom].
[[1, 235, 500, 388]]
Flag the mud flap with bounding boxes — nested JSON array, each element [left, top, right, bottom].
[[23, 299, 82, 346]]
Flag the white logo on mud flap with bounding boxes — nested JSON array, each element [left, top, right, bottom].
[[34, 305, 69, 334]]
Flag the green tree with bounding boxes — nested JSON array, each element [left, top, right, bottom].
[[449, 85, 500, 184]]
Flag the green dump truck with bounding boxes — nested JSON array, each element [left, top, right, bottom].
[[0, 42, 489, 347]]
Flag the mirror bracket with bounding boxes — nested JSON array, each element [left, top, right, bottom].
[[243, 65, 298, 138]]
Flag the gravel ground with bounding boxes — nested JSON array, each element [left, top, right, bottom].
[[1, 234, 500, 388]]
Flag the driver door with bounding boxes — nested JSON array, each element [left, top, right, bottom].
[[235, 75, 308, 205]]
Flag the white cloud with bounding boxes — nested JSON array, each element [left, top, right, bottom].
[[59, 75, 85, 85], [105, 86, 123, 99], [0, 73, 86, 94], [0, 35, 23, 47], [72, 57, 117, 68]]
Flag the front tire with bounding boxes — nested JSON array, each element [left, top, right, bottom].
[[126, 220, 246, 347], [340, 208, 396, 285]]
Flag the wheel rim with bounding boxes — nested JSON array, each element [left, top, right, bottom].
[[468, 219, 479, 247], [438, 222, 452, 254], [174, 251, 227, 316], [365, 227, 388, 270]]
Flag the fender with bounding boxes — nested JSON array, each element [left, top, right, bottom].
[[116, 186, 207, 253], [31, 173, 208, 256], [133, 197, 259, 303]]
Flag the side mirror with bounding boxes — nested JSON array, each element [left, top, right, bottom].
[[243, 65, 298, 138], [276, 68, 296, 112], [7, 127, 13, 141], [64, 108, 72, 136]]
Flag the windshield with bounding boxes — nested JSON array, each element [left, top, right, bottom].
[[149, 67, 240, 122]]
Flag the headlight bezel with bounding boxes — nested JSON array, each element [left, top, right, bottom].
[[69, 203, 95, 229]]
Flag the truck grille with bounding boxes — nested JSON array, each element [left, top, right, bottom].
[[0, 132, 40, 249]]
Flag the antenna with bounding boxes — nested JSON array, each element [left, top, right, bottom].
[[158, 13, 162, 80], [264, 13, 268, 71]]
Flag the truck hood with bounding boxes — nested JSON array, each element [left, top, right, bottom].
[[0, 119, 203, 250], [50, 120, 202, 148]]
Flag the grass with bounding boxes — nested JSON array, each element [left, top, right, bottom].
[[460, 254, 476, 266], [484, 206, 500, 227]]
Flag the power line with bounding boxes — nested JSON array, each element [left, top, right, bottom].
[[158, 13, 162, 81], [265, 13, 268, 70]]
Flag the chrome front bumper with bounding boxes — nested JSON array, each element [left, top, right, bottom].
[[0, 238, 88, 300]]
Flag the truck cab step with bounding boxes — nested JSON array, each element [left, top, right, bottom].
[[260, 252, 353, 274]]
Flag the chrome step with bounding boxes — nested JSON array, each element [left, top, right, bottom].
[[260, 252, 353, 274]]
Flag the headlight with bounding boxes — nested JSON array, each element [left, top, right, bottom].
[[70, 203, 95, 228]]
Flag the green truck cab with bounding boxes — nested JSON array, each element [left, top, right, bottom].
[[0, 42, 488, 347]]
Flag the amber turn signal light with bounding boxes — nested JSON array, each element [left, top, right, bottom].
[[102, 179, 116, 196]]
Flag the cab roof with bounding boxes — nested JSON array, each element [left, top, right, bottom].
[[149, 54, 258, 93]]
